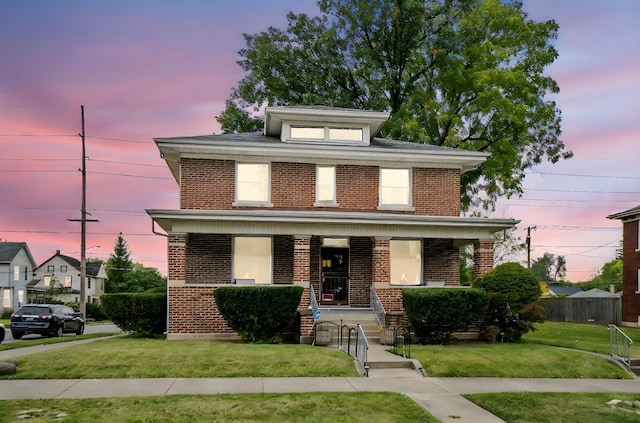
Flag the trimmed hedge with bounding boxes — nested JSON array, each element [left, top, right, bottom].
[[101, 293, 167, 338], [403, 288, 490, 343], [214, 286, 303, 343]]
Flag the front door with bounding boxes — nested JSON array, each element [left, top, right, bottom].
[[320, 247, 349, 305]]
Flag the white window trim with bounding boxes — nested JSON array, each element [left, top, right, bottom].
[[232, 236, 273, 285], [314, 165, 339, 207], [233, 162, 273, 207], [389, 239, 423, 286], [378, 167, 414, 211], [636, 269, 640, 294], [14, 265, 19, 281], [281, 121, 370, 146]]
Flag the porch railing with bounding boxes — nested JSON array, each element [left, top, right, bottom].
[[609, 324, 633, 370], [370, 286, 386, 327], [308, 282, 319, 313]]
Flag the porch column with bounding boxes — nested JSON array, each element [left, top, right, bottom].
[[473, 239, 494, 280], [372, 236, 391, 286], [293, 235, 311, 283], [168, 233, 186, 284]]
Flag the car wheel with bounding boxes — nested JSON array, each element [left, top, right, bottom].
[[55, 325, 64, 337], [76, 324, 85, 336], [11, 331, 24, 340], [0, 327, 5, 344]]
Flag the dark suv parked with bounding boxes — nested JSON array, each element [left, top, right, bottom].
[[10, 304, 84, 339]]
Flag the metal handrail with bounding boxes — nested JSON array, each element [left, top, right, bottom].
[[609, 324, 633, 370], [356, 324, 369, 375], [370, 286, 386, 327], [308, 282, 319, 313]]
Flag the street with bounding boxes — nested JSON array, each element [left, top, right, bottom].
[[1, 323, 120, 344]]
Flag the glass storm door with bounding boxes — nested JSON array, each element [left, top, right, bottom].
[[320, 247, 349, 304]]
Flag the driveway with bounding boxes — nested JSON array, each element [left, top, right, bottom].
[[1, 323, 120, 344]]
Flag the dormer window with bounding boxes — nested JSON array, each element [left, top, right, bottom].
[[283, 123, 369, 146]]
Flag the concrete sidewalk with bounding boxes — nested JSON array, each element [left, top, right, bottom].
[[2, 376, 640, 422], [2, 339, 639, 423]]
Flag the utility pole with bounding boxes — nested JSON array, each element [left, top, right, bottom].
[[69, 105, 98, 319], [526, 226, 536, 269]]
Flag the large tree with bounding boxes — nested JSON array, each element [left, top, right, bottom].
[[218, 0, 572, 211]]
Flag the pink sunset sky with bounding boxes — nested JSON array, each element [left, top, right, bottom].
[[1, 1, 638, 282]]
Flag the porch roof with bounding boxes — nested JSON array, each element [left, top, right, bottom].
[[147, 209, 518, 240]]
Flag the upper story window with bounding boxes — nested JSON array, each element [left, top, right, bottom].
[[283, 123, 369, 146], [379, 168, 411, 208], [235, 163, 271, 205], [61, 265, 68, 272], [14, 265, 19, 281], [47, 265, 54, 272], [316, 165, 337, 205]]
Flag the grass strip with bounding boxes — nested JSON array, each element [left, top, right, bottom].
[[466, 392, 640, 423], [0, 392, 437, 423]]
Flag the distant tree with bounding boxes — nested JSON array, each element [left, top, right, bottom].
[[531, 252, 566, 282], [106, 233, 134, 293], [122, 264, 166, 293], [581, 258, 622, 292]]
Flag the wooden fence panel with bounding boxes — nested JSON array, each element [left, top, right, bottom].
[[542, 297, 621, 325]]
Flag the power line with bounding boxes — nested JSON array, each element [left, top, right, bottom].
[[89, 158, 165, 168], [527, 170, 640, 180]]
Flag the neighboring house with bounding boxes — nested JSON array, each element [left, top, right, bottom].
[[0, 242, 37, 312], [32, 250, 107, 305], [147, 106, 519, 340], [608, 205, 640, 327], [547, 285, 583, 297]]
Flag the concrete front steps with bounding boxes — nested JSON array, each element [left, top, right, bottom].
[[629, 358, 640, 376], [313, 307, 424, 378]]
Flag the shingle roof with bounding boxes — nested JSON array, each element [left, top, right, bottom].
[[156, 131, 466, 153], [0, 242, 27, 263], [569, 288, 620, 298], [607, 205, 640, 220]]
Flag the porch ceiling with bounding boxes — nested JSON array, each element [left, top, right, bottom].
[[147, 209, 518, 240]]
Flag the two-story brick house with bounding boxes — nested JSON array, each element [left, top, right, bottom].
[[148, 106, 518, 340], [608, 205, 640, 326]]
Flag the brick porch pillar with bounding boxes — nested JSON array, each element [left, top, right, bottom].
[[473, 239, 494, 280], [372, 237, 391, 286], [168, 233, 186, 283], [293, 235, 311, 283]]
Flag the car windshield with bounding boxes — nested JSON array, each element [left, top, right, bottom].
[[17, 306, 52, 315]]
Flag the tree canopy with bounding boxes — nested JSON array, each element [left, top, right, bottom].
[[217, 0, 572, 211]]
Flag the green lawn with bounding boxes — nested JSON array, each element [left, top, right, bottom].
[[3, 337, 359, 379], [466, 392, 640, 423], [410, 342, 630, 379], [0, 392, 438, 423], [524, 321, 640, 356]]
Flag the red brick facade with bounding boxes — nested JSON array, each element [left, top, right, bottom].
[[622, 220, 640, 325], [153, 110, 509, 340]]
